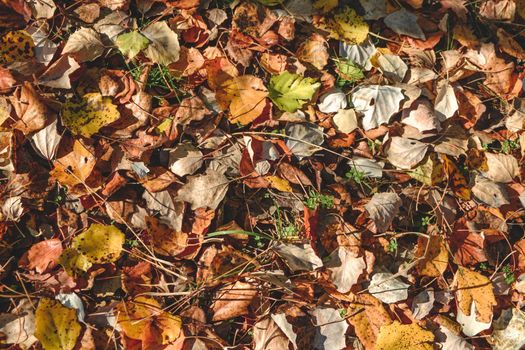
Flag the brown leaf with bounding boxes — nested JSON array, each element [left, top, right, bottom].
[[21, 239, 63, 273], [211, 281, 257, 322], [297, 33, 329, 70], [216, 75, 268, 125], [10, 83, 47, 135], [0, 66, 15, 92]]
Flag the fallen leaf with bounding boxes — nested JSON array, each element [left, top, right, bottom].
[[273, 242, 323, 272], [384, 137, 428, 170], [168, 143, 203, 177], [347, 293, 392, 349], [325, 246, 366, 293], [416, 235, 448, 277], [377, 54, 408, 82], [35, 298, 81, 350], [116, 296, 183, 347], [333, 108, 358, 133], [31, 118, 62, 160], [38, 55, 80, 89], [0, 30, 34, 64], [453, 267, 496, 335], [51, 139, 97, 193], [62, 27, 104, 62], [253, 316, 291, 350], [10, 82, 48, 135], [434, 81, 459, 121], [481, 153, 519, 183], [71, 224, 125, 264], [471, 175, 509, 208], [216, 75, 268, 125], [318, 6, 369, 44], [297, 33, 329, 70], [310, 307, 348, 350], [285, 123, 324, 159], [269, 71, 320, 113], [365, 192, 402, 233], [23, 239, 63, 274], [211, 281, 257, 322], [375, 321, 434, 350], [115, 30, 150, 60], [369, 272, 409, 304], [492, 308, 525, 350], [384, 9, 426, 40], [141, 21, 180, 66], [351, 85, 404, 130], [176, 170, 228, 210], [317, 87, 348, 114], [61, 92, 120, 137], [411, 288, 435, 320]]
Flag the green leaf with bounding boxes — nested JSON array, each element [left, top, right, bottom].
[[335, 59, 364, 83], [115, 31, 149, 60], [268, 71, 320, 113], [71, 224, 125, 264], [35, 298, 81, 350]]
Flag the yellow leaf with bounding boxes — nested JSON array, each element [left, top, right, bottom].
[[0, 30, 34, 64], [71, 224, 125, 264], [59, 248, 92, 276], [313, 0, 338, 13], [51, 139, 97, 194], [441, 154, 471, 200], [61, 93, 120, 137], [35, 298, 82, 350], [216, 75, 268, 125], [409, 154, 444, 186], [264, 176, 293, 192], [416, 234, 448, 277], [453, 267, 496, 324], [317, 7, 369, 44], [116, 296, 182, 345], [376, 321, 434, 350], [347, 293, 392, 349]]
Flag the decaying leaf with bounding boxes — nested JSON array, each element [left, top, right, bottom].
[[61, 93, 120, 137], [369, 272, 409, 304], [375, 321, 434, 350], [71, 224, 125, 264], [211, 281, 257, 322], [310, 307, 348, 350], [35, 298, 81, 350], [62, 27, 104, 62], [416, 235, 448, 277], [116, 296, 183, 347], [177, 170, 228, 210], [492, 308, 525, 350], [351, 85, 404, 130], [365, 192, 402, 233], [453, 267, 496, 336], [216, 75, 268, 125], [141, 21, 180, 65]]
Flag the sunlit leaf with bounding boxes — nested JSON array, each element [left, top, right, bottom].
[[35, 298, 81, 350], [71, 224, 125, 264], [268, 71, 320, 112], [61, 92, 120, 137], [115, 31, 150, 60]]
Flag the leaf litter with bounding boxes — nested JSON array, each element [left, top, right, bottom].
[[0, 0, 525, 349]]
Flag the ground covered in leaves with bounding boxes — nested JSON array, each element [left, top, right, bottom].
[[1, 0, 525, 349]]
